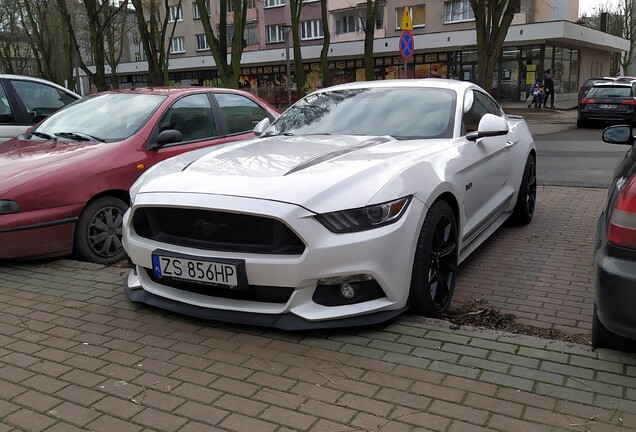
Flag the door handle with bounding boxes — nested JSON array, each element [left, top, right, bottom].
[[505, 140, 515, 148]]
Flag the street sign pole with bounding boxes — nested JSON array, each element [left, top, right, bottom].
[[399, 5, 414, 78]]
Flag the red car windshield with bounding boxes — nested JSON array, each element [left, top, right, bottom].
[[35, 93, 167, 142]]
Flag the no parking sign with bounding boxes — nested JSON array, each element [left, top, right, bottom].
[[400, 31, 414, 60]]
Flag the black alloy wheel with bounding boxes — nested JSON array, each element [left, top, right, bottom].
[[410, 200, 458, 317], [511, 154, 537, 226], [74, 196, 128, 264]]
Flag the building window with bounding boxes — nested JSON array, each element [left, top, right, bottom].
[[301, 19, 323, 40], [444, 0, 474, 23], [193, 0, 210, 19], [335, 15, 359, 35], [26, 65, 33, 75], [245, 22, 258, 44], [170, 36, 185, 53], [196, 34, 209, 50], [396, 5, 425, 29], [134, 52, 141, 61], [224, 22, 258, 45], [223, 0, 255, 11], [168, 4, 183, 22], [266, 24, 285, 43], [264, 0, 284, 7], [376, 10, 384, 29]]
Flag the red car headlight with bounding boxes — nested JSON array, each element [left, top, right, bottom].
[[0, 200, 19, 215]]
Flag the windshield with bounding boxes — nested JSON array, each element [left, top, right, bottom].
[[35, 93, 167, 141], [263, 87, 456, 140]]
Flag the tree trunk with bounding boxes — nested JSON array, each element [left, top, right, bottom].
[[319, 0, 331, 88], [364, 0, 379, 80], [470, 0, 517, 95]]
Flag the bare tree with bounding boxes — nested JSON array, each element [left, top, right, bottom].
[[363, 0, 381, 80], [581, 0, 636, 76], [56, 0, 132, 91], [195, 0, 248, 88], [128, 0, 179, 86], [0, 0, 30, 75], [104, 4, 138, 88], [21, 0, 73, 86], [469, 0, 519, 94], [289, 0, 306, 97]]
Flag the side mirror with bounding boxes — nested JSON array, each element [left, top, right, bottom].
[[466, 114, 509, 142], [253, 117, 271, 135], [602, 125, 635, 145], [155, 129, 183, 147]]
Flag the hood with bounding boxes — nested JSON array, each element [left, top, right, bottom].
[[0, 138, 98, 193], [138, 135, 448, 212]]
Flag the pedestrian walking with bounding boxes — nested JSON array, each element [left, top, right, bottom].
[[544, 68, 555, 108]]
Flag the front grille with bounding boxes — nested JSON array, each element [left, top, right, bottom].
[[147, 268, 294, 303], [133, 207, 305, 254]]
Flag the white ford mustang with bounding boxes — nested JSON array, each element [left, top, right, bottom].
[[122, 79, 536, 330]]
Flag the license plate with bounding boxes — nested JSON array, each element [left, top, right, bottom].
[[599, 104, 617, 109], [152, 251, 243, 288]]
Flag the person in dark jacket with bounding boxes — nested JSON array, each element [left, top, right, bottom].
[[544, 68, 555, 108]]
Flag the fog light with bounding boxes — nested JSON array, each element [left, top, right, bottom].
[[340, 283, 355, 299]]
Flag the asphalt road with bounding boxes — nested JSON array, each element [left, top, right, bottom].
[[535, 126, 630, 188]]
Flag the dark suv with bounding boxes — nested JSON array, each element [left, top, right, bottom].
[[578, 81, 636, 128], [594, 125, 636, 351], [578, 76, 616, 104]]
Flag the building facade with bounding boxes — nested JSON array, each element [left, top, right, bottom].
[[100, 0, 629, 106]]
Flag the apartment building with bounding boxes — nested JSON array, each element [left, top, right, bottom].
[[107, 0, 628, 104]]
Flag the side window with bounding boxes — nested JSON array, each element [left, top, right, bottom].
[[214, 93, 269, 134], [157, 93, 218, 143], [10, 80, 74, 123], [462, 90, 501, 134], [0, 83, 15, 124]]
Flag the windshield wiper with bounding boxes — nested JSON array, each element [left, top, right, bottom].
[[54, 131, 106, 142], [29, 131, 57, 141]]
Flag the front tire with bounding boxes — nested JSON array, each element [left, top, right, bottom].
[[74, 196, 128, 264], [510, 154, 536, 226], [409, 201, 458, 317]]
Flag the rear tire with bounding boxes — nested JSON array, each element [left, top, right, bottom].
[[510, 154, 536, 226], [592, 304, 634, 352], [409, 201, 458, 317], [74, 196, 128, 264]]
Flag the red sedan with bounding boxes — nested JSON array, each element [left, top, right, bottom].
[[0, 87, 279, 263]]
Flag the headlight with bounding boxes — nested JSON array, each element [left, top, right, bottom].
[[315, 197, 411, 233], [0, 200, 19, 215]]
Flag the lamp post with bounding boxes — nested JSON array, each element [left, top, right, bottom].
[[280, 24, 293, 107]]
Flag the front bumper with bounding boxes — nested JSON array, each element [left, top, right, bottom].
[[125, 267, 407, 330], [0, 205, 81, 260], [123, 192, 427, 329]]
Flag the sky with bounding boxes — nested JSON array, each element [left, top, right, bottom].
[[579, 0, 621, 15]]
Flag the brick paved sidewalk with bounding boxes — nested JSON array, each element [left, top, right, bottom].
[[0, 186, 633, 432], [455, 185, 605, 338]]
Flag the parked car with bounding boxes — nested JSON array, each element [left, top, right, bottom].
[[0, 74, 80, 142], [122, 79, 537, 330], [577, 81, 636, 128], [593, 125, 636, 351], [577, 76, 616, 105], [0, 87, 279, 264]]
